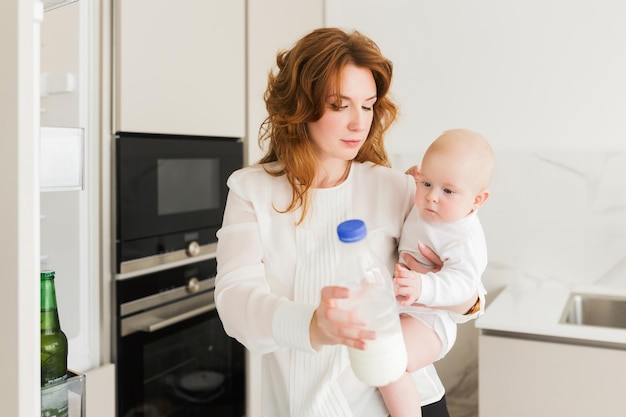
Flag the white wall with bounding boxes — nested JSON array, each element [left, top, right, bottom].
[[327, 0, 626, 157]]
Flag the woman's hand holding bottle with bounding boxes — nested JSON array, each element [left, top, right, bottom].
[[309, 286, 375, 351]]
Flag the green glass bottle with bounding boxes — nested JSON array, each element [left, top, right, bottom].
[[40, 270, 69, 417]]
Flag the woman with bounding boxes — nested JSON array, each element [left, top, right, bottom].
[[215, 27, 454, 417]]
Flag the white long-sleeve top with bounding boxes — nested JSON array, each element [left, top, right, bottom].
[[215, 161, 446, 417], [399, 209, 488, 324]]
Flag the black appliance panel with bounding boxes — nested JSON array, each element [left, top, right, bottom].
[[115, 260, 245, 417], [116, 133, 241, 241], [115, 132, 243, 272]]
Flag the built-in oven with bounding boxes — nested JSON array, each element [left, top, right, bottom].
[[115, 259, 245, 417], [115, 132, 243, 274]]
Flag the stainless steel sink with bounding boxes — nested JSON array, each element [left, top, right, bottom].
[[560, 293, 626, 330]]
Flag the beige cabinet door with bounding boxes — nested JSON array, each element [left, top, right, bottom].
[[115, 0, 245, 138], [479, 333, 626, 416]]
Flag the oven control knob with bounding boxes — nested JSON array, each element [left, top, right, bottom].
[[187, 277, 200, 293], [186, 241, 201, 257]]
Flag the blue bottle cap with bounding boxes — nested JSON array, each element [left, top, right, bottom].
[[337, 219, 367, 243]]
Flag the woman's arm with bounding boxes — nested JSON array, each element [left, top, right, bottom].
[[400, 241, 442, 272]]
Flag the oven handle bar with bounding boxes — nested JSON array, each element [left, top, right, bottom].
[[143, 303, 216, 333]]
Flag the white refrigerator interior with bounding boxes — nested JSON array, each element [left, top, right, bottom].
[[40, 1, 99, 373]]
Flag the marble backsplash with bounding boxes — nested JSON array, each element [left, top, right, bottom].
[[392, 150, 626, 416], [479, 151, 626, 293]]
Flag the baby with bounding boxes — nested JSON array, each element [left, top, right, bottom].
[[380, 128, 494, 417]]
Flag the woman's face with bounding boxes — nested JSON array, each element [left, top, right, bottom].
[[306, 64, 377, 163]]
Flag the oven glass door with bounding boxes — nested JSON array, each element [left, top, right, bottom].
[[117, 308, 245, 417], [116, 133, 242, 242]]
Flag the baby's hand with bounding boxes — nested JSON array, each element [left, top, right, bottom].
[[393, 263, 423, 306]]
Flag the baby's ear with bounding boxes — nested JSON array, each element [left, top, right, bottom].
[[473, 189, 490, 208], [405, 165, 420, 181]]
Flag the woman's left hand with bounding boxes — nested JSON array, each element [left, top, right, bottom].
[[401, 241, 443, 274], [309, 286, 375, 351]]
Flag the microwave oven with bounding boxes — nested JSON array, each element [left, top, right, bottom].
[[115, 132, 243, 276]]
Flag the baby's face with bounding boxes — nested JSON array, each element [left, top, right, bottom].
[[414, 149, 483, 223]]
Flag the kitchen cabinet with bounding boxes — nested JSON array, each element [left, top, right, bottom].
[[115, 0, 245, 138], [477, 284, 626, 416], [479, 333, 626, 416]]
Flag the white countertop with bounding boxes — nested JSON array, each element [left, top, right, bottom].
[[475, 281, 626, 346]]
